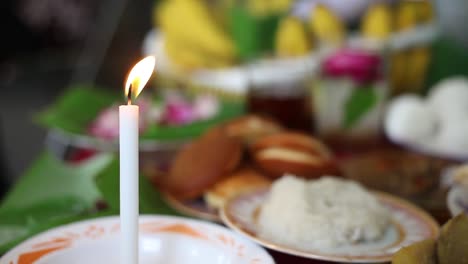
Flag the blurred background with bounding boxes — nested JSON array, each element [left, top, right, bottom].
[[1, 0, 468, 200], [0, 0, 154, 191]]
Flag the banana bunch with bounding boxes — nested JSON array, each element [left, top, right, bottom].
[[309, 4, 345, 46], [396, 1, 434, 30], [156, 0, 237, 70], [361, 3, 393, 41], [275, 16, 313, 57], [390, 1, 434, 95]]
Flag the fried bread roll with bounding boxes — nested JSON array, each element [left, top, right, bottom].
[[250, 132, 339, 179], [166, 126, 243, 199], [204, 167, 271, 209]]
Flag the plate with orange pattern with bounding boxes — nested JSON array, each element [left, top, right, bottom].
[[221, 189, 440, 263], [0, 215, 274, 264]]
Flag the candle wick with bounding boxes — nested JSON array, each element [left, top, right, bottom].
[[127, 85, 132, 105]]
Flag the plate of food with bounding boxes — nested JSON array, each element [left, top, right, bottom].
[[0, 215, 274, 264], [39, 85, 244, 150], [158, 115, 341, 222], [37, 85, 244, 179], [220, 175, 440, 263]]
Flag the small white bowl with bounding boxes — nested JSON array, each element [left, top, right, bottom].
[[0, 215, 274, 264]]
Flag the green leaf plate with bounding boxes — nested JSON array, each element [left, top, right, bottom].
[[36, 85, 244, 143]]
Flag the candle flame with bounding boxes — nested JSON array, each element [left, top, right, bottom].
[[124, 56, 156, 101]]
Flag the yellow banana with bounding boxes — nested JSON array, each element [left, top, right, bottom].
[[164, 37, 207, 70], [396, 1, 434, 28], [406, 47, 431, 93], [309, 4, 345, 45], [407, 2, 433, 92], [270, 0, 294, 14], [247, 0, 293, 15], [390, 2, 415, 94], [390, 2, 432, 95], [395, 2, 419, 31], [389, 52, 409, 95], [157, 0, 236, 61], [275, 16, 312, 57], [417, 1, 434, 23], [361, 3, 393, 40]]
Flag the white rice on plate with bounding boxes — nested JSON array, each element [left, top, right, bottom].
[[257, 175, 390, 251]]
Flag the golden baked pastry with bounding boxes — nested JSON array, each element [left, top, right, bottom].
[[204, 167, 271, 209], [250, 132, 339, 179], [165, 126, 243, 200], [224, 115, 283, 145]]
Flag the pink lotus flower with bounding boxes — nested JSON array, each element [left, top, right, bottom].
[[88, 92, 221, 138], [161, 97, 196, 125], [89, 98, 151, 140], [88, 106, 120, 140]]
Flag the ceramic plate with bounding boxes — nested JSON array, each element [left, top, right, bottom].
[[162, 192, 220, 222], [221, 189, 439, 263], [0, 215, 274, 264]]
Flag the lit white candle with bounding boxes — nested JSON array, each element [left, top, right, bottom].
[[120, 56, 155, 264]]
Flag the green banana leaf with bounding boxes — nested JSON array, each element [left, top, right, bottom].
[[0, 152, 180, 254], [142, 101, 243, 140], [36, 84, 118, 135], [0, 152, 114, 253], [95, 157, 180, 216], [343, 87, 378, 129], [0, 153, 113, 211], [229, 5, 282, 60]]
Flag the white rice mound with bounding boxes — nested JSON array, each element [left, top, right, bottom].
[[257, 175, 390, 251]]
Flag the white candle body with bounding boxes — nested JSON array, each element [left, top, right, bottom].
[[119, 105, 139, 264]]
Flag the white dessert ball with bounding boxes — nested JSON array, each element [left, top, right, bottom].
[[434, 119, 468, 157], [385, 95, 437, 145], [428, 77, 468, 122]]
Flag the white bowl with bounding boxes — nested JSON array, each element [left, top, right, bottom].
[[0, 215, 274, 264]]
